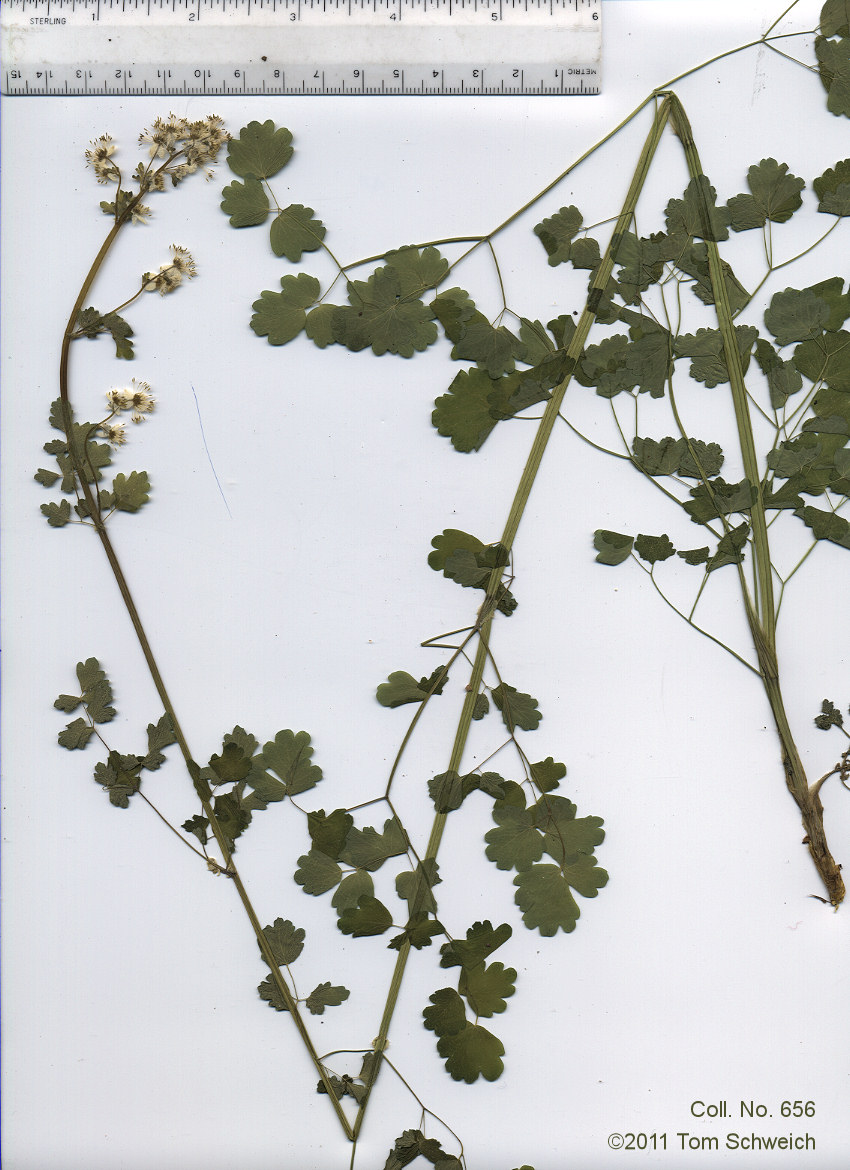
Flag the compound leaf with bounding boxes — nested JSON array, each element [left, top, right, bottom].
[[227, 120, 293, 179], [270, 204, 327, 261], [388, 914, 444, 951]]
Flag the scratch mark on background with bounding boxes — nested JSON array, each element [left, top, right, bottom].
[[192, 385, 232, 518]]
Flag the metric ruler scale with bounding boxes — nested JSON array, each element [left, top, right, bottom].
[[1, 0, 602, 96]]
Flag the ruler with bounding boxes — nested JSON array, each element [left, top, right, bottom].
[[1, 0, 602, 96]]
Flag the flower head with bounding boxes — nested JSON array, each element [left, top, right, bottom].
[[85, 134, 120, 184], [138, 114, 228, 185], [107, 379, 155, 420], [98, 422, 127, 448], [142, 246, 196, 295]]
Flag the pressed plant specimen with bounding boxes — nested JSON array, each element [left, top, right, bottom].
[[10, 1, 849, 1167]]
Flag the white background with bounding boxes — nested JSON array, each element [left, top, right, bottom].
[[2, 2, 850, 1168]]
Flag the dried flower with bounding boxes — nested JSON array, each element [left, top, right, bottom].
[[85, 134, 120, 184], [98, 422, 127, 447], [137, 114, 228, 186], [107, 380, 155, 419], [142, 246, 196, 295]]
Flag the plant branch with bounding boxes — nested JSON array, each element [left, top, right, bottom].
[[59, 212, 356, 1139]]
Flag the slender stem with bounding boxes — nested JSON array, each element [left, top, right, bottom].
[[60, 215, 355, 1139], [352, 96, 678, 1139], [667, 94, 844, 906]]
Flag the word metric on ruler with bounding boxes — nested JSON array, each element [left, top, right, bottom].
[[1, 0, 602, 96]]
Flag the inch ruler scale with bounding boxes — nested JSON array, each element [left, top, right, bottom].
[[1, 0, 602, 96]]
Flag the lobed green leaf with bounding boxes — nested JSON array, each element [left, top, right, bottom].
[[251, 273, 320, 345], [227, 120, 293, 179], [593, 529, 633, 565], [270, 204, 327, 261], [305, 982, 350, 1015], [337, 894, 393, 937], [492, 684, 541, 732], [440, 920, 512, 970], [437, 1022, 505, 1083], [261, 918, 305, 966], [295, 849, 343, 895], [220, 177, 269, 227]]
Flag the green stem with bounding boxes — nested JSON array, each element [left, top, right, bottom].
[[60, 214, 355, 1139], [667, 93, 844, 906], [352, 94, 678, 1140]]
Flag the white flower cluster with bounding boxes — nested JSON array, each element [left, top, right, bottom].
[[85, 134, 120, 184], [100, 379, 156, 444], [138, 114, 229, 185], [142, 245, 197, 296]]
